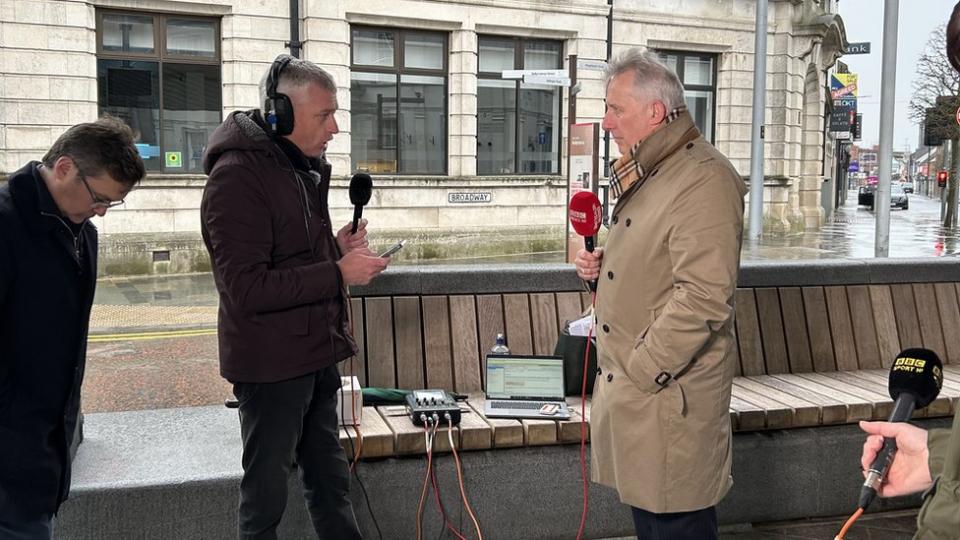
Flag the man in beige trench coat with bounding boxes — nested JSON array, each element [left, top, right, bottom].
[[575, 49, 747, 539]]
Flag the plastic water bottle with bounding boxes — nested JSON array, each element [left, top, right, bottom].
[[490, 333, 510, 355]]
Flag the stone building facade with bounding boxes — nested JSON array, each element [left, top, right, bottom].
[[0, 0, 846, 274]]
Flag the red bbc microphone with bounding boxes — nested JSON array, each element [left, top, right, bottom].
[[569, 191, 603, 292]]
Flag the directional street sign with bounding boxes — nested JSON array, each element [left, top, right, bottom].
[[577, 59, 608, 71], [502, 69, 567, 80], [524, 75, 571, 86]]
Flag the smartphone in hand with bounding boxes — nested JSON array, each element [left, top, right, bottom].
[[379, 240, 406, 258]]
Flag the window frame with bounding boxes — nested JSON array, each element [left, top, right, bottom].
[[95, 9, 222, 174], [658, 50, 718, 144], [349, 25, 449, 176], [477, 36, 564, 176]]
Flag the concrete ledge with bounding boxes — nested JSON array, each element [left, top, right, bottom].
[[55, 407, 951, 539], [350, 257, 960, 297]]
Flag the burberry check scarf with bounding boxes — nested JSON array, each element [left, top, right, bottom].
[[609, 105, 688, 199]]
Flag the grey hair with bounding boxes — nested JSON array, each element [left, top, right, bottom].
[[605, 48, 685, 109], [259, 56, 337, 111]]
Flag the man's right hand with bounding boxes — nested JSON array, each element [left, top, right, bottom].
[[574, 247, 604, 282], [859, 420, 933, 497], [336, 249, 389, 286]]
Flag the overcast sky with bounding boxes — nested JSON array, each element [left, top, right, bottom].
[[835, 1, 956, 151]]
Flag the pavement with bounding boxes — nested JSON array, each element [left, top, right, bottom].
[[79, 189, 940, 536]]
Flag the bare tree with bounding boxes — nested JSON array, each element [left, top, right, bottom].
[[911, 24, 960, 226]]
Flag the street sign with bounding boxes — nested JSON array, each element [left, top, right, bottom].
[[523, 75, 570, 86], [502, 69, 567, 80], [577, 59, 608, 71], [845, 42, 871, 55]]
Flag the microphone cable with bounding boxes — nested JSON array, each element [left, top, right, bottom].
[[834, 507, 864, 540], [430, 422, 467, 540], [416, 417, 437, 540], [576, 290, 597, 540], [446, 413, 483, 540]]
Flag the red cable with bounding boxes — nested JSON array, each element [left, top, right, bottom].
[[576, 292, 596, 540], [416, 423, 434, 540], [431, 464, 467, 540]]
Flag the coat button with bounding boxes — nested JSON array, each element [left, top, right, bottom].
[[612, 215, 619, 224], [596, 367, 602, 375], [686, 142, 694, 150], [607, 271, 614, 280], [625, 218, 631, 227], [602, 324, 610, 333], [607, 373, 614, 382]]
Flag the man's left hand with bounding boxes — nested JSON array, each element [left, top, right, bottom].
[[337, 219, 369, 254]]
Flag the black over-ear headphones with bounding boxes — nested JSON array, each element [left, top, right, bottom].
[[265, 54, 295, 136]]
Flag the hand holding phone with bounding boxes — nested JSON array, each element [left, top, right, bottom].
[[380, 240, 406, 258]]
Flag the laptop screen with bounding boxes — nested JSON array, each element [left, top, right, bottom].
[[485, 355, 565, 400]]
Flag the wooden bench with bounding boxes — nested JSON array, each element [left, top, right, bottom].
[[337, 261, 960, 458]]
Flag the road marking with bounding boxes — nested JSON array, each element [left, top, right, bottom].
[[88, 328, 217, 342]]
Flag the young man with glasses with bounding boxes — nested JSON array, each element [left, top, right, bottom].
[[0, 117, 145, 539]]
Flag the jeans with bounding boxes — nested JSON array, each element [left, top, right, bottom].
[[234, 365, 361, 540]]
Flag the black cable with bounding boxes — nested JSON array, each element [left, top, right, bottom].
[[331, 332, 382, 540]]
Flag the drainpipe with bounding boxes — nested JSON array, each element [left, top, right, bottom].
[[286, 0, 302, 58]]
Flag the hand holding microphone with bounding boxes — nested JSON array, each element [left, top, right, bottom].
[[569, 192, 603, 292], [857, 347, 943, 509]]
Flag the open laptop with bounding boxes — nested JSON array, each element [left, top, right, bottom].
[[483, 355, 571, 420]]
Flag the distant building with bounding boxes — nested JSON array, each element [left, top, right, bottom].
[[0, 0, 847, 274]]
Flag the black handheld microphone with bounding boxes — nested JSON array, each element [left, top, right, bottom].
[[349, 173, 373, 234], [859, 347, 943, 509]]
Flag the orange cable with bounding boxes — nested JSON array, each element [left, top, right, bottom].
[[447, 416, 483, 540], [834, 507, 864, 540], [416, 422, 435, 540], [430, 442, 467, 540]]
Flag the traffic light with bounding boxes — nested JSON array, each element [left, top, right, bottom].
[[938, 170, 948, 188]]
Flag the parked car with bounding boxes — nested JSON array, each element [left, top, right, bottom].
[[890, 184, 909, 209], [858, 185, 874, 206], [902, 183, 914, 194]]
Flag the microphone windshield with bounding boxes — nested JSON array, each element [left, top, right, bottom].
[[349, 173, 373, 206], [569, 191, 603, 237], [889, 348, 943, 409]]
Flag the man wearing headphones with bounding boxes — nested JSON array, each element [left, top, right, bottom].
[[201, 55, 388, 539]]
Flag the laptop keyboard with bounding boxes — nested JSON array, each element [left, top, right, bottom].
[[491, 401, 554, 410]]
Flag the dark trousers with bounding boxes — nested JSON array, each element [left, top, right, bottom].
[[0, 514, 53, 540], [632, 505, 718, 540], [234, 365, 361, 540]]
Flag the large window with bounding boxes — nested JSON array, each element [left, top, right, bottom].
[[477, 38, 562, 176], [350, 27, 447, 175], [659, 51, 716, 143], [96, 11, 222, 174]]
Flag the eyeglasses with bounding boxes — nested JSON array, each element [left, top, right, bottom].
[[78, 171, 125, 210]]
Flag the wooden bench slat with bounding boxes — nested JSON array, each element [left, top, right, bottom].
[[755, 288, 789, 375], [503, 294, 534, 355], [556, 292, 585, 333], [465, 395, 524, 448], [530, 293, 560, 356], [769, 374, 872, 423], [796, 372, 892, 420], [748, 375, 848, 425], [728, 394, 766, 431], [935, 283, 960, 365], [913, 284, 948, 362], [339, 406, 395, 459], [846, 285, 881, 370], [735, 378, 821, 427], [845, 369, 951, 418], [476, 294, 505, 381], [377, 404, 455, 455], [778, 287, 814, 374], [365, 297, 396, 388], [890, 284, 923, 349], [455, 403, 493, 451], [731, 382, 795, 429], [802, 287, 838, 372], [560, 397, 591, 443], [450, 295, 482, 393], [735, 289, 765, 376], [393, 297, 425, 390], [869, 285, 901, 368], [345, 298, 367, 386], [825, 286, 859, 372], [422, 296, 454, 389]]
